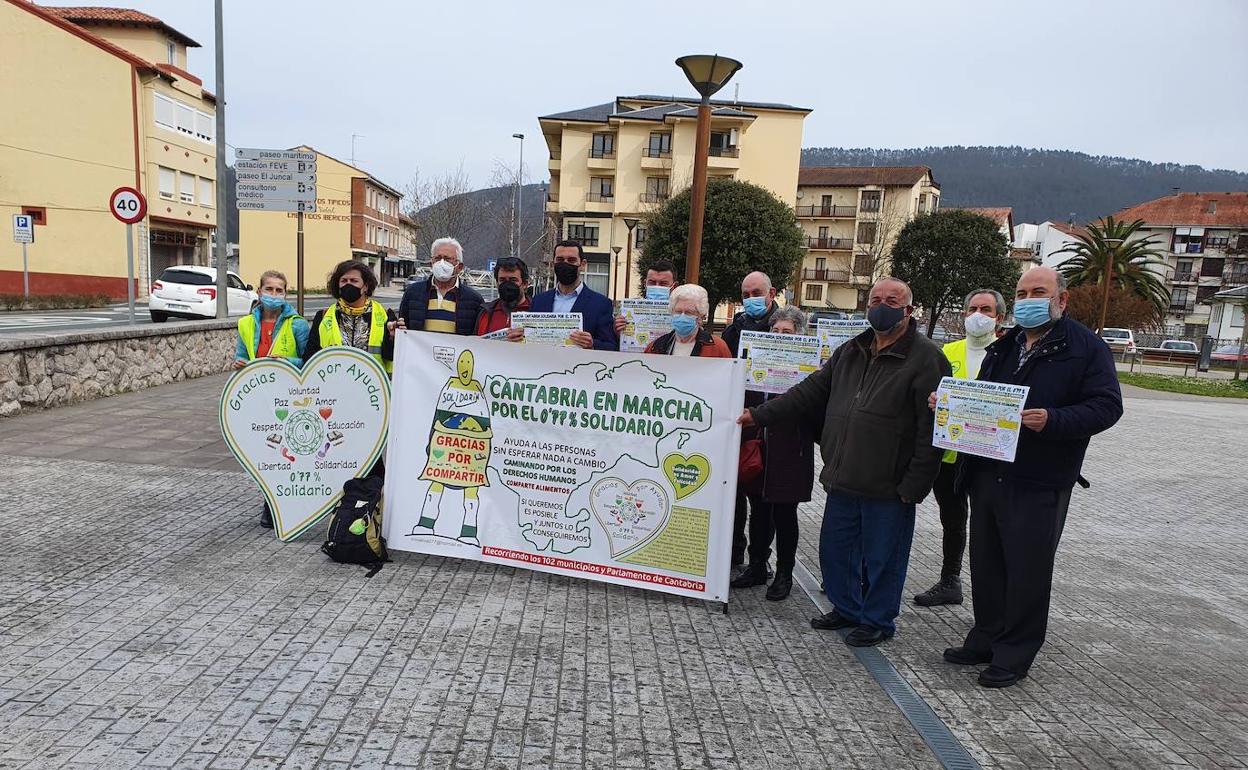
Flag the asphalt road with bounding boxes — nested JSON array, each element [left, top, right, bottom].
[[0, 293, 402, 337]]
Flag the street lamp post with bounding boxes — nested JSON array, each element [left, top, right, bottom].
[[611, 246, 622, 299], [675, 54, 742, 285], [1097, 237, 1125, 335], [513, 133, 525, 259], [623, 217, 639, 297], [212, 0, 229, 318]]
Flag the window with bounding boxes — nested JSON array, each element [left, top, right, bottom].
[[815, 257, 827, 270], [158, 166, 175, 199], [175, 103, 195, 137], [589, 177, 613, 201], [1208, 201, 1218, 214], [805, 284, 823, 302], [1175, 259, 1194, 279], [1206, 231, 1230, 250], [1196, 285, 1219, 303], [931, 195, 939, 211], [1171, 287, 1190, 307], [856, 221, 877, 244], [567, 223, 599, 247], [646, 132, 671, 158], [817, 226, 829, 239], [644, 177, 669, 202], [591, 133, 615, 158], [853, 255, 872, 275], [227, 274, 246, 290], [633, 225, 647, 248], [860, 190, 882, 212], [1200, 257, 1224, 277], [1173, 227, 1204, 254], [918, 194, 927, 214], [198, 177, 213, 207], [584, 261, 610, 295], [178, 172, 195, 203], [154, 93, 175, 130], [195, 111, 213, 143], [167, 40, 176, 65]]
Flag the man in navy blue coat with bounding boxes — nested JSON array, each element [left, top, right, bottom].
[[521, 240, 618, 350], [939, 266, 1123, 688]]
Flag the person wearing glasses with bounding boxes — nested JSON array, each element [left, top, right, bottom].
[[641, 283, 731, 357], [738, 277, 949, 647], [476, 257, 531, 335]]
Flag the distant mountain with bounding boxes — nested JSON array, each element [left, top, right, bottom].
[[409, 183, 547, 269], [800, 146, 1248, 225]]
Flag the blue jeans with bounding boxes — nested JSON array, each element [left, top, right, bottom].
[[820, 491, 916, 635]]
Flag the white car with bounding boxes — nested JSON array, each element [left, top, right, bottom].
[[148, 266, 257, 322], [1100, 327, 1137, 357]]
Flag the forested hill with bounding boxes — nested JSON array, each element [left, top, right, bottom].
[[799, 146, 1248, 225]]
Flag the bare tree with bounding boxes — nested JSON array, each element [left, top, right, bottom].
[[402, 162, 493, 265], [852, 191, 912, 284]]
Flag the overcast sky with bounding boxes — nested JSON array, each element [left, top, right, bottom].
[[140, 0, 1248, 192]]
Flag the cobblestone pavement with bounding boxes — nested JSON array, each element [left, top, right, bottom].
[[1, 377, 1246, 768]]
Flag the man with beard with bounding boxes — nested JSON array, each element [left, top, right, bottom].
[[519, 240, 617, 350], [476, 257, 532, 335]]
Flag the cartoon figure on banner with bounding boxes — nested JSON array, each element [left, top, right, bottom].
[[410, 349, 492, 546]]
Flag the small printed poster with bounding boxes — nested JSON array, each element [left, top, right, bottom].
[[509, 311, 582, 346], [736, 330, 823, 394], [816, 319, 870, 365], [932, 376, 1030, 462], [619, 299, 671, 353]]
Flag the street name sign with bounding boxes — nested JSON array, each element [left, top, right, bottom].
[[236, 181, 317, 201], [235, 148, 316, 162], [236, 159, 317, 175], [13, 214, 33, 244], [236, 199, 318, 213], [235, 168, 317, 184]]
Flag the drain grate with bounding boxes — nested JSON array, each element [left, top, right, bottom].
[[794, 560, 982, 770]]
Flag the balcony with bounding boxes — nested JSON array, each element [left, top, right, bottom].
[[1224, 269, 1248, 285], [802, 268, 850, 282], [641, 148, 672, 170], [585, 192, 614, 203], [639, 193, 669, 204], [803, 237, 854, 250], [544, 191, 559, 213], [796, 204, 856, 219], [707, 145, 740, 170], [587, 148, 616, 170], [644, 148, 672, 159], [1172, 271, 1198, 284], [1169, 301, 1196, 313]]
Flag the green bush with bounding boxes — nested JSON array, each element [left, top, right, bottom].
[[0, 293, 115, 311]]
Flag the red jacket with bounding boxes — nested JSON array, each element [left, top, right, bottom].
[[475, 297, 531, 336]]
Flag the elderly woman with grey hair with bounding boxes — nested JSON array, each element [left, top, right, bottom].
[[731, 303, 816, 600], [643, 284, 732, 357]]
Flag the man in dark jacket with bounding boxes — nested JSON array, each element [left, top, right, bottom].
[[523, 240, 618, 350], [741, 278, 950, 647], [396, 237, 484, 335], [941, 267, 1122, 688], [722, 271, 781, 566]]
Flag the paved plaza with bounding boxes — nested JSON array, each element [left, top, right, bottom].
[[0, 375, 1245, 769]]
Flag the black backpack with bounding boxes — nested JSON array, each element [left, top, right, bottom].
[[322, 476, 389, 575]]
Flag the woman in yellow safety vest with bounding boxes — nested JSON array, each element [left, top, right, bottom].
[[304, 259, 397, 373], [233, 269, 311, 529], [233, 269, 310, 368]]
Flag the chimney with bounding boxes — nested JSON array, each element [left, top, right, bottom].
[[1172, 187, 1181, 196]]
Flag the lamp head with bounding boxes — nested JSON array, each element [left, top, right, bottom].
[[675, 54, 743, 100], [624, 217, 640, 231]]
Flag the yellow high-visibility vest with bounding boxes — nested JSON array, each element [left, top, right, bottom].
[[319, 300, 393, 374], [238, 314, 299, 360]]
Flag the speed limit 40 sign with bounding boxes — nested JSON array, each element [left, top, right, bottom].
[[109, 187, 147, 224]]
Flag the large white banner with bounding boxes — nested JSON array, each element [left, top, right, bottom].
[[383, 332, 746, 601]]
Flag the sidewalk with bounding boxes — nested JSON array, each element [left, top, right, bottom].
[[0, 376, 1245, 768]]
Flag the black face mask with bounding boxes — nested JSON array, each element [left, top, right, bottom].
[[554, 262, 579, 287], [498, 281, 522, 306], [867, 303, 905, 333], [338, 284, 363, 303]]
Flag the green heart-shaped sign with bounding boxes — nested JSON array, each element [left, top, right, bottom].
[[662, 453, 710, 500], [432, 448, 446, 459]]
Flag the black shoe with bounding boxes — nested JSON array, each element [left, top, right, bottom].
[[730, 563, 769, 588], [845, 627, 893, 647], [810, 611, 856, 630], [942, 646, 991, 665], [978, 665, 1027, 688], [765, 572, 792, 601], [260, 503, 273, 529], [914, 576, 963, 607]]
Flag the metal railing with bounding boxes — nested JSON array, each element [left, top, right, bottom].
[[1223, 269, 1248, 284], [585, 192, 614, 202], [1171, 271, 1198, 283], [588, 148, 616, 159], [639, 193, 668, 204], [1168, 301, 1196, 313], [803, 236, 854, 250], [708, 146, 739, 158], [644, 147, 672, 159], [802, 268, 850, 282], [796, 204, 857, 218]]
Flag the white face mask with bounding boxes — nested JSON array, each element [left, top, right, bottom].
[[964, 312, 996, 338], [431, 260, 456, 282]]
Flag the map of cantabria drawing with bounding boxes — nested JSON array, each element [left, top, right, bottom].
[[384, 332, 745, 602]]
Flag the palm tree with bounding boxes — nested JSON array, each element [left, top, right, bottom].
[[1052, 216, 1171, 322]]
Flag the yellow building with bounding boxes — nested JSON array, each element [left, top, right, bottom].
[[538, 95, 810, 299], [238, 147, 405, 291], [0, 1, 217, 298], [794, 166, 940, 312]]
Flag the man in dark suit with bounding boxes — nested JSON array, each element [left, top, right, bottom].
[[518, 240, 618, 350], [938, 267, 1123, 688]]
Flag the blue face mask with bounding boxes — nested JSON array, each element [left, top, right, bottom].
[[743, 296, 768, 318], [259, 294, 285, 310], [645, 285, 671, 302], [671, 314, 697, 338], [1013, 298, 1053, 329]]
